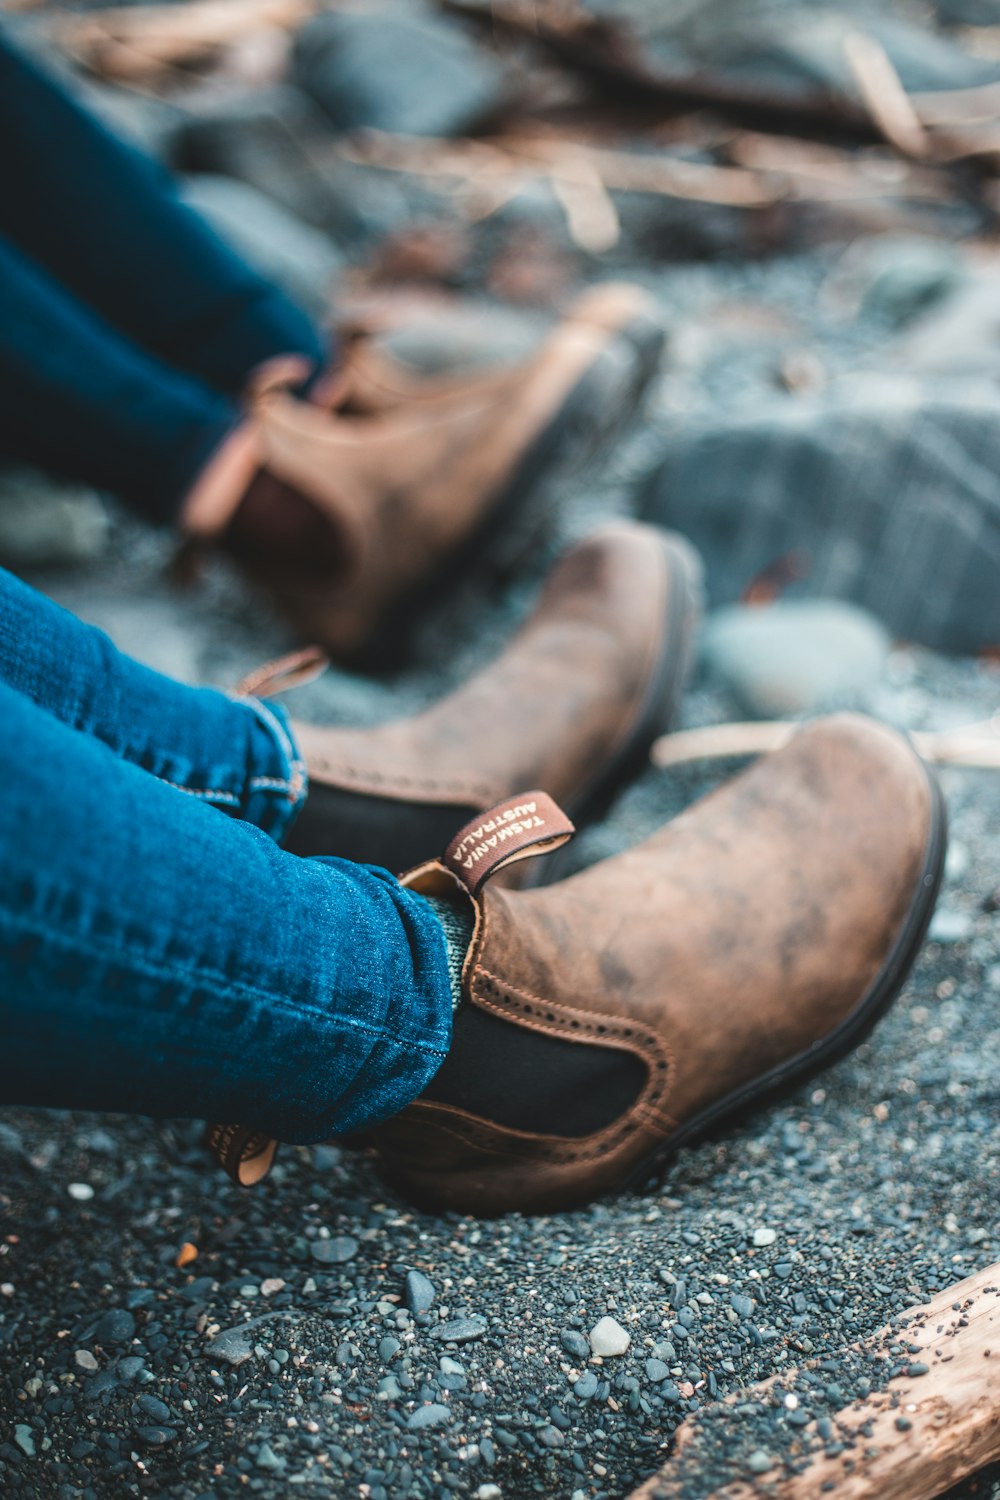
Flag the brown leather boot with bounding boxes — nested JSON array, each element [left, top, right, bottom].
[[319, 282, 667, 417], [359, 714, 946, 1215], [183, 284, 665, 664], [283, 522, 702, 878]]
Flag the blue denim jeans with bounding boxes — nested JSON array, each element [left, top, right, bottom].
[[0, 569, 452, 1140], [0, 30, 326, 523]]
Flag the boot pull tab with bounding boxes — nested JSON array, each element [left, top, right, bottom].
[[204, 1123, 278, 1187], [234, 646, 328, 701], [442, 791, 575, 898]]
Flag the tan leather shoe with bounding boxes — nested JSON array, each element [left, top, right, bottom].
[[185, 284, 665, 664], [360, 715, 946, 1215], [283, 522, 702, 878]]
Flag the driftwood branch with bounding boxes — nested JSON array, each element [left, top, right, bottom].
[[54, 0, 316, 81], [629, 1261, 1000, 1500], [843, 31, 931, 159], [444, 0, 1000, 173], [651, 719, 1000, 771]]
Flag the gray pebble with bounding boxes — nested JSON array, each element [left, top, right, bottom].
[[136, 1426, 178, 1448], [407, 1403, 453, 1430], [561, 1329, 591, 1360], [208, 1328, 253, 1367], [256, 1441, 286, 1471], [95, 1308, 135, 1345], [14, 1424, 35, 1458], [136, 1395, 171, 1423], [429, 1318, 486, 1344], [404, 1270, 435, 1315], [311, 1235, 359, 1264]]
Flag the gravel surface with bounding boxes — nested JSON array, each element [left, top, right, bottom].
[[1, 79, 1000, 1500]]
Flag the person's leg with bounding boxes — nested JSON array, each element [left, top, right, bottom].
[[0, 565, 304, 839], [0, 677, 453, 1139], [0, 233, 237, 524], [0, 30, 325, 396]]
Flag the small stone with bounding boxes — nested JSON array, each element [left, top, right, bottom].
[[430, 1318, 486, 1344], [730, 1294, 755, 1318], [560, 1329, 591, 1360], [476, 1487, 502, 1500], [378, 1375, 402, 1399], [645, 1359, 671, 1383], [208, 1327, 253, 1367], [928, 910, 972, 944], [752, 1227, 778, 1248], [136, 1426, 178, 1448], [260, 1278, 285, 1297], [537, 1424, 565, 1448], [379, 1337, 401, 1362], [573, 1370, 599, 1400], [84, 1370, 116, 1401], [701, 601, 890, 717], [95, 1309, 135, 1345], [118, 1357, 145, 1382], [907, 1362, 930, 1376], [748, 1451, 773, 1474], [440, 1356, 464, 1376], [67, 1183, 95, 1201], [256, 1442, 286, 1472], [294, 10, 507, 138], [311, 1234, 359, 1264], [14, 1424, 35, 1457], [407, 1403, 453, 1430], [404, 1270, 435, 1315], [896, 1415, 913, 1431], [74, 1350, 99, 1372], [136, 1395, 171, 1424], [589, 1317, 630, 1357]]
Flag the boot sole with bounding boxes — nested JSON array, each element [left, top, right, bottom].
[[624, 763, 949, 1194], [347, 311, 667, 670], [520, 529, 704, 889]]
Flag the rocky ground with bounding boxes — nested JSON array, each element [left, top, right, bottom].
[[3, 2, 1000, 1497]]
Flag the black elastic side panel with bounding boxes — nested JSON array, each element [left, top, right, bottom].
[[284, 784, 480, 871], [424, 1003, 647, 1137]]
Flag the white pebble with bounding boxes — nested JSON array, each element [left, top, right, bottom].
[[752, 1227, 777, 1247], [67, 1183, 94, 1201], [589, 1316, 630, 1357]]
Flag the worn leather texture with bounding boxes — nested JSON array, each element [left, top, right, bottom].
[[366, 715, 938, 1216]]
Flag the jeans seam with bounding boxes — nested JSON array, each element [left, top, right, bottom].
[[160, 780, 243, 805], [0, 905, 449, 1060]]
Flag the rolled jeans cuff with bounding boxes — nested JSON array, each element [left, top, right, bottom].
[[227, 694, 308, 842]]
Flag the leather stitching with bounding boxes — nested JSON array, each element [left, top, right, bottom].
[[456, 900, 678, 1163], [394, 1098, 680, 1167]]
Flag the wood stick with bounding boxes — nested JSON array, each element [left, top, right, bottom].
[[650, 719, 1000, 771], [342, 130, 782, 207], [843, 31, 931, 159], [630, 1261, 1000, 1500]]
